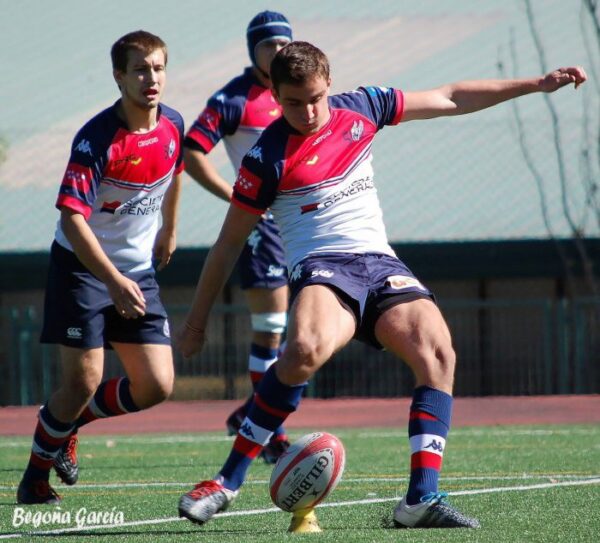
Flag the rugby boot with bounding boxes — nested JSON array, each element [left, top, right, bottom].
[[54, 431, 79, 485], [178, 479, 238, 525], [394, 492, 480, 528]]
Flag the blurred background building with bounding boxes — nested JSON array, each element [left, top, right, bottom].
[[1, 0, 599, 404]]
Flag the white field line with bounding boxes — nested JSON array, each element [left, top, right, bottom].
[[1, 473, 599, 492], [0, 426, 597, 448], [0, 478, 599, 539]]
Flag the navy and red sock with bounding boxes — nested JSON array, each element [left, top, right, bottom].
[[245, 343, 288, 440], [24, 404, 74, 481], [405, 386, 452, 505], [219, 366, 305, 490], [75, 377, 140, 429]]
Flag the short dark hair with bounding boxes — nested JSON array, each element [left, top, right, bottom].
[[270, 41, 330, 92], [111, 30, 167, 72]]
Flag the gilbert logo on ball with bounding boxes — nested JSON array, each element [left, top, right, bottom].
[[270, 432, 345, 512]]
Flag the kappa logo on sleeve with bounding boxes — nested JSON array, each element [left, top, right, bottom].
[[74, 139, 93, 156], [246, 145, 263, 163], [234, 166, 262, 200]]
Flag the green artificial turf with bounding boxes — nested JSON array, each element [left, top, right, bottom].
[[0, 424, 598, 542]]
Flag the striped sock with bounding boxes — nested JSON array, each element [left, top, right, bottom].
[[247, 343, 287, 440], [24, 404, 75, 481], [406, 386, 453, 505], [75, 377, 140, 429], [219, 365, 305, 490]]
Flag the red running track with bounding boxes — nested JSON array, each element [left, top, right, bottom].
[[1, 395, 598, 435]]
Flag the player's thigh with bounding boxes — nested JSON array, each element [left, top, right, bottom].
[[374, 298, 455, 389], [284, 284, 356, 367], [244, 285, 289, 313], [113, 343, 174, 397], [58, 346, 104, 394]]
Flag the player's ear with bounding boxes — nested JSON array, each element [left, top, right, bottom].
[[113, 69, 124, 90], [271, 87, 281, 104]]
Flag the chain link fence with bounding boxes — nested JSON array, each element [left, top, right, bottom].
[[2, 297, 599, 406], [1, 1, 598, 251]]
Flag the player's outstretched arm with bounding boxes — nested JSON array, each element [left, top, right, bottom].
[[402, 66, 587, 122], [184, 148, 233, 202], [176, 204, 260, 358]]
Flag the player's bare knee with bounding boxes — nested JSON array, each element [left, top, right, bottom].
[[415, 345, 456, 389], [151, 374, 173, 404], [62, 373, 102, 405], [131, 372, 173, 408], [279, 336, 330, 383]]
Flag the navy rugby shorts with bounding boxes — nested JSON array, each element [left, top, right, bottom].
[[288, 252, 434, 349], [238, 215, 288, 290], [40, 241, 171, 349]]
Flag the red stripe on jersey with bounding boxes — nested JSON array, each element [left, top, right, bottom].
[[103, 379, 122, 415], [231, 197, 264, 215], [56, 194, 92, 219], [391, 89, 404, 125], [411, 451, 443, 470], [409, 411, 438, 421], [279, 108, 376, 192], [254, 394, 289, 418], [233, 434, 263, 458], [250, 371, 264, 384], [186, 126, 215, 154], [300, 203, 319, 214]]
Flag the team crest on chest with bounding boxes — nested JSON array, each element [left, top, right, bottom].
[[165, 139, 176, 159]]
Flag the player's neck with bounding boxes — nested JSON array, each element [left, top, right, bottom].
[[252, 66, 271, 89], [117, 98, 159, 133]]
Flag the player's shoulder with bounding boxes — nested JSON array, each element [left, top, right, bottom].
[[243, 117, 289, 172], [330, 86, 400, 126], [159, 102, 184, 132], [76, 102, 120, 139], [71, 103, 121, 159], [330, 86, 393, 109], [257, 115, 290, 145], [210, 67, 257, 104]]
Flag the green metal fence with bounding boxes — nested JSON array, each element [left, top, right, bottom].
[[1, 298, 599, 406]]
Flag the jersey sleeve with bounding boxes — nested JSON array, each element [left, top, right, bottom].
[[359, 86, 404, 128], [184, 92, 243, 154], [173, 112, 185, 174], [56, 126, 106, 220], [231, 141, 279, 215]]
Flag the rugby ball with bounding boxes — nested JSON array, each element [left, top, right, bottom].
[[270, 432, 345, 512]]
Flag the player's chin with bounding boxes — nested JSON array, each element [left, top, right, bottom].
[[139, 95, 161, 109], [297, 124, 319, 136]]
